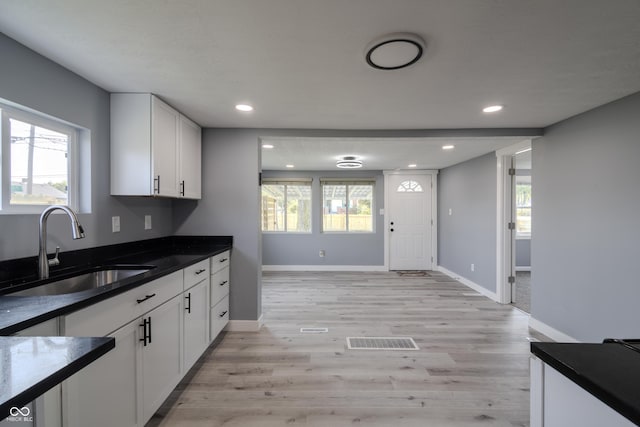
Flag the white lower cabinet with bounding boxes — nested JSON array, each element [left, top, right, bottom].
[[57, 253, 229, 427], [63, 319, 140, 427], [531, 356, 635, 427], [210, 295, 230, 340], [141, 295, 183, 424], [183, 278, 210, 373]]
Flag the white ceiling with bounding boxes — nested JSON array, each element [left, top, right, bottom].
[[1, 0, 639, 170], [261, 136, 529, 171]]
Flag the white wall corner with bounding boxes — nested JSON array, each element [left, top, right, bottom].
[[437, 265, 499, 303], [529, 317, 579, 343], [225, 314, 264, 332]]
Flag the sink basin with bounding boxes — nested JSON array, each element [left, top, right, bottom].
[[7, 266, 154, 297]]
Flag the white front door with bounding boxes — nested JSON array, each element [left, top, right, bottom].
[[388, 174, 433, 270]]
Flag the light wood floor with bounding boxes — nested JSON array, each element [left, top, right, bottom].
[[149, 271, 548, 427]]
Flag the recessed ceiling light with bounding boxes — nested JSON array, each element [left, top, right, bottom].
[[483, 105, 503, 113], [235, 104, 254, 112], [262, 144, 274, 149], [365, 33, 426, 70], [408, 164, 417, 168], [336, 156, 363, 169], [285, 164, 294, 168], [442, 145, 455, 150]]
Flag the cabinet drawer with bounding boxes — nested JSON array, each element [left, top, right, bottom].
[[210, 251, 230, 274], [210, 267, 230, 307], [210, 296, 229, 341], [64, 270, 183, 337], [184, 259, 209, 290]]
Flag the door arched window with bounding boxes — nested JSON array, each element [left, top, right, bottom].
[[397, 180, 423, 192]]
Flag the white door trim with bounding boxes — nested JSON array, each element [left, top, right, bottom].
[[495, 140, 532, 304], [383, 170, 438, 271]]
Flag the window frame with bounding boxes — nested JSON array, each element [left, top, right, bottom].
[[515, 178, 531, 239], [320, 179, 375, 234], [261, 178, 312, 233], [0, 103, 79, 214]]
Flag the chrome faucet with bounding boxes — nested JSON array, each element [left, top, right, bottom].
[[38, 205, 85, 279]]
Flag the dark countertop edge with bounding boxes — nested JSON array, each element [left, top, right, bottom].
[[0, 244, 232, 336], [531, 342, 640, 426], [0, 336, 115, 418]]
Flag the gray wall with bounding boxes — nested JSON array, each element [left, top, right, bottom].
[[532, 91, 640, 342], [438, 152, 497, 293], [262, 170, 384, 266], [173, 128, 263, 321], [0, 33, 173, 261], [516, 239, 531, 268]]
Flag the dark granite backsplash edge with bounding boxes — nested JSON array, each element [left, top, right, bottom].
[[0, 235, 232, 289]]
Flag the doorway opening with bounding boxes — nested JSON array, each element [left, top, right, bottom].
[[512, 148, 532, 313]]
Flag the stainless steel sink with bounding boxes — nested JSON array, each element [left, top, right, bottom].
[[7, 266, 153, 297]]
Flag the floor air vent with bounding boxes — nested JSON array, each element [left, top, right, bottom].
[[346, 337, 419, 350], [300, 327, 328, 333]]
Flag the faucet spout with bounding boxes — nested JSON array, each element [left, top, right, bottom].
[[38, 205, 85, 279]]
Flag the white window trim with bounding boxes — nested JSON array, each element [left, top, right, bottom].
[[261, 179, 312, 233], [0, 103, 79, 214], [320, 180, 375, 234]]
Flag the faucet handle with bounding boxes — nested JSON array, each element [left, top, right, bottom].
[[48, 246, 61, 267]]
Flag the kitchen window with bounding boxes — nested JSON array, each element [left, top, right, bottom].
[[321, 179, 374, 233], [1, 101, 81, 213], [261, 179, 312, 232]]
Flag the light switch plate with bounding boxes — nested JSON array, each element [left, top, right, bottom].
[[112, 216, 120, 233], [144, 215, 152, 230]]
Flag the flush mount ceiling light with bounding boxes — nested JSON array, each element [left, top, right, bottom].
[[442, 145, 455, 150], [262, 144, 274, 149], [365, 33, 426, 70], [235, 104, 254, 112], [336, 156, 363, 169], [285, 164, 295, 168], [408, 164, 417, 168], [483, 105, 503, 113]]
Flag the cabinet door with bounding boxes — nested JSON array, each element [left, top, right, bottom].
[[151, 96, 180, 197], [183, 278, 209, 372], [141, 295, 183, 425], [63, 320, 141, 427], [210, 295, 229, 342], [179, 115, 202, 199], [210, 266, 230, 307]]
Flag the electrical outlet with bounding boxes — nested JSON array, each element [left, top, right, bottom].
[[319, 250, 325, 257], [112, 216, 120, 233], [471, 263, 475, 272], [144, 215, 152, 230]]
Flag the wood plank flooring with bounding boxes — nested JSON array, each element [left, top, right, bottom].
[[148, 271, 548, 427]]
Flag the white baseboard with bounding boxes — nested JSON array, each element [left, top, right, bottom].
[[529, 317, 579, 343], [515, 266, 531, 272], [436, 265, 499, 303], [262, 265, 387, 272], [225, 314, 264, 332]]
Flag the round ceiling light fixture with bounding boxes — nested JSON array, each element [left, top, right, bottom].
[[365, 33, 426, 70], [235, 104, 254, 112], [336, 156, 363, 169]]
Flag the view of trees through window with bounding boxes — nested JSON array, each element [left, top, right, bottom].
[[322, 183, 373, 232], [261, 183, 311, 232]]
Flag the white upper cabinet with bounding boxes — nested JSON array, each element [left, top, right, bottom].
[[111, 93, 201, 199], [178, 114, 202, 199]]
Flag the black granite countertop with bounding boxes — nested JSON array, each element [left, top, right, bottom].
[[0, 235, 232, 335], [1, 336, 115, 419], [531, 340, 640, 426]]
